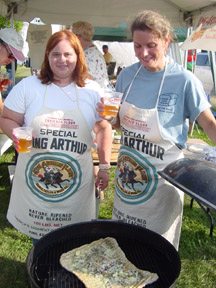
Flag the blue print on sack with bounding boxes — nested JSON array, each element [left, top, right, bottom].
[[25, 152, 82, 202]]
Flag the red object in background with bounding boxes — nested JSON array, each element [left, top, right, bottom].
[[187, 49, 197, 62], [187, 49, 197, 71], [187, 54, 192, 62], [0, 78, 10, 86]]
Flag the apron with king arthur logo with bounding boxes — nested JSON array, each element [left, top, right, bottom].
[[7, 85, 96, 239], [112, 64, 184, 250]]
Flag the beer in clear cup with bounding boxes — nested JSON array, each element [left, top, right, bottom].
[[100, 91, 123, 117], [13, 127, 33, 153], [0, 72, 10, 91]]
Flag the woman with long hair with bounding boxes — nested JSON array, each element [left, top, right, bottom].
[[0, 30, 112, 244]]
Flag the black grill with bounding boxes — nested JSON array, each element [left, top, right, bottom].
[[26, 220, 181, 288]]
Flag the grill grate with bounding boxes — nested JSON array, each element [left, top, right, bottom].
[[27, 221, 181, 288]]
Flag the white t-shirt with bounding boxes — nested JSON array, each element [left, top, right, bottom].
[[4, 76, 102, 134]]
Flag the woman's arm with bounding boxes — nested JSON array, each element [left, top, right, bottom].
[[0, 106, 24, 139], [197, 108, 216, 144], [94, 119, 112, 190], [0, 98, 3, 114]]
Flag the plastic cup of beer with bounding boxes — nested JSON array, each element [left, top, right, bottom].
[[0, 72, 10, 91], [13, 127, 33, 153], [100, 91, 123, 117]]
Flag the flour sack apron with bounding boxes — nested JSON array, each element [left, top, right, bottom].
[[7, 85, 96, 239], [112, 64, 184, 250]]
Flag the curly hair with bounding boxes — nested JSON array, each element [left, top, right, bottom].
[[39, 30, 88, 87], [72, 21, 94, 42], [131, 10, 176, 43]]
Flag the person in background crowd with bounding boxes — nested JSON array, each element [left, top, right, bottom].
[[72, 21, 109, 89], [102, 44, 113, 66], [30, 67, 40, 76], [0, 28, 25, 113], [72, 21, 111, 192], [0, 30, 112, 244], [97, 10, 216, 251]]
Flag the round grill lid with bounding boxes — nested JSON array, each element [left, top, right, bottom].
[[158, 157, 216, 211]]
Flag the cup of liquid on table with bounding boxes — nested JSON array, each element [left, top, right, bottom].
[[0, 72, 10, 90], [99, 91, 123, 117], [13, 127, 33, 153]]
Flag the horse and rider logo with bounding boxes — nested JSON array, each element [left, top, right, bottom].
[[115, 147, 158, 204], [25, 152, 82, 202], [37, 165, 71, 190], [118, 159, 148, 193]]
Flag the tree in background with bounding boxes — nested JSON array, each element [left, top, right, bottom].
[[0, 15, 22, 31]]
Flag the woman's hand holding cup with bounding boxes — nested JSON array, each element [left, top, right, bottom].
[[12, 127, 33, 153], [97, 91, 123, 122], [97, 97, 113, 121], [0, 72, 12, 91]]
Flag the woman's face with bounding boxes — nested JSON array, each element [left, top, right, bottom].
[[0, 43, 15, 65], [133, 29, 169, 71], [48, 39, 77, 85]]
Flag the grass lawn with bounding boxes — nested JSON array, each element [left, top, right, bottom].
[[0, 66, 216, 287], [16, 66, 31, 82]]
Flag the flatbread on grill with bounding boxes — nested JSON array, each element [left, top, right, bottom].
[[60, 237, 158, 288]]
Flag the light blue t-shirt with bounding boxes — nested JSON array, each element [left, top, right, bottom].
[[115, 59, 210, 148]]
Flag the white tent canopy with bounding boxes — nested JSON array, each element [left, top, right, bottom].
[[180, 10, 216, 94], [1, 0, 216, 94], [0, 0, 216, 28]]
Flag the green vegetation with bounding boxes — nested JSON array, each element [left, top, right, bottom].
[[15, 65, 31, 83], [0, 66, 216, 287], [0, 15, 23, 32]]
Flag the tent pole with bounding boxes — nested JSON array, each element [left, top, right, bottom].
[[209, 51, 216, 95], [183, 27, 191, 69], [10, 12, 16, 88]]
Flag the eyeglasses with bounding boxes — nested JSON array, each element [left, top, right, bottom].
[[1, 41, 15, 60]]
